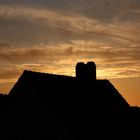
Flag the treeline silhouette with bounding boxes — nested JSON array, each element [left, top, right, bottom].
[[0, 62, 140, 139]]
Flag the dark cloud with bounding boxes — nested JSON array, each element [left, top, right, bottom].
[[0, 2, 139, 44], [0, 41, 74, 64], [1, 0, 139, 22]]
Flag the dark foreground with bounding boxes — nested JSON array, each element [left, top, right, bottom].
[[0, 94, 140, 139], [0, 67, 140, 139]]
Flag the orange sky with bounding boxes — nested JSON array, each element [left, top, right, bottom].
[[111, 77, 140, 106]]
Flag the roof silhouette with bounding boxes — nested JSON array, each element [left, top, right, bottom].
[[9, 61, 130, 112]]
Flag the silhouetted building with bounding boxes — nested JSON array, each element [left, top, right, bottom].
[[9, 61, 130, 112]]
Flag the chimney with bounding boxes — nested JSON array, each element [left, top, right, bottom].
[[76, 61, 96, 81], [76, 62, 86, 80], [86, 61, 96, 81]]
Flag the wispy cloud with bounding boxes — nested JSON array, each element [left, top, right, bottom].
[[0, 4, 139, 43], [0, 40, 139, 81], [0, 42, 73, 64]]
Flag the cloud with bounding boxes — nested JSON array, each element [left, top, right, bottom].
[[0, 42, 74, 64], [0, 66, 21, 80], [0, 40, 139, 65], [0, 0, 140, 23], [0, 1, 139, 81], [1, 0, 139, 21], [0, 5, 104, 33], [0, 4, 139, 44], [0, 40, 139, 81]]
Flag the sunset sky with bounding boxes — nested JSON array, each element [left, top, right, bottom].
[[0, 0, 140, 106]]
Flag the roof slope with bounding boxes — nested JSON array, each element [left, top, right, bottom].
[[9, 70, 130, 112]]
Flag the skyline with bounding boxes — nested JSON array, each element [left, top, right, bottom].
[[0, 0, 140, 106]]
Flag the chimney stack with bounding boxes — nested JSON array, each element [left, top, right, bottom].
[[86, 61, 96, 81], [76, 61, 96, 81], [76, 62, 86, 80]]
